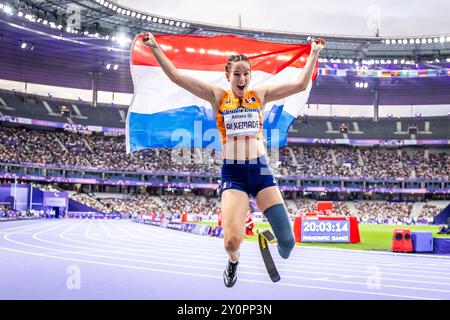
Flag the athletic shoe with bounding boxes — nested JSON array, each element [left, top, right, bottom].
[[223, 259, 239, 287]]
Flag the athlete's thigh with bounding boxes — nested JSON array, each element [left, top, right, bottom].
[[255, 186, 284, 212], [221, 189, 249, 238]]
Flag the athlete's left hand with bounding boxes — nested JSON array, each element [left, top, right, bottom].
[[311, 38, 326, 54]]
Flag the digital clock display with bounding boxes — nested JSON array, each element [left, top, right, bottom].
[[301, 220, 350, 242]]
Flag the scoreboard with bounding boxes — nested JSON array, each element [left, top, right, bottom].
[[294, 215, 360, 243]]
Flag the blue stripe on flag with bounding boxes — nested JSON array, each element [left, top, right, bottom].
[[263, 104, 295, 148], [128, 104, 295, 152], [128, 105, 220, 152]]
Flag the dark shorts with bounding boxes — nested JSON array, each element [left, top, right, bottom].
[[220, 155, 278, 198]]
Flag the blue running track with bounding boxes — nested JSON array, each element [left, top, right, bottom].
[[0, 219, 449, 300]]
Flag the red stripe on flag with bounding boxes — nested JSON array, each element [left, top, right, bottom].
[[131, 34, 318, 78]]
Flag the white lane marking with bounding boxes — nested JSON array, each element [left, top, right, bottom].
[[12, 221, 450, 294], [0, 243, 440, 300], [3, 220, 450, 297]]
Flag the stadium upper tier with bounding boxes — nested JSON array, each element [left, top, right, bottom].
[[0, 2, 450, 103], [1, 89, 448, 140]]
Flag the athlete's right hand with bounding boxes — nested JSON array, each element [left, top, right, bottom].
[[141, 32, 157, 48]]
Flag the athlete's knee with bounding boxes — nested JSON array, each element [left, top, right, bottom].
[[224, 235, 242, 253]]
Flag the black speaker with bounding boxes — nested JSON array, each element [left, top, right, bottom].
[[59, 105, 71, 117], [408, 126, 417, 134], [340, 123, 348, 134]]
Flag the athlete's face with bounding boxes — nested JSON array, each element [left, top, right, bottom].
[[226, 61, 251, 99]]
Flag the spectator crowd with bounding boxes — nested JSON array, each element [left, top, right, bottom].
[[0, 126, 448, 180]]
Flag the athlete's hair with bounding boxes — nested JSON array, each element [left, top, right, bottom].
[[225, 55, 250, 73]]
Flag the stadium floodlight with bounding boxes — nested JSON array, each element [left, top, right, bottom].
[[435, 58, 440, 63], [409, 39, 414, 44], [3, 6, 12, 14], [181, 22, 187, 28], [131, 12, 136, 17], [427, 38, 432, 43], [153, 17, 157, 22], [158, 18, 163, 24], [112, 5, 117, 11], [17, 11, 23, 17], [433, 38, 438, 43], [387, 59, 391, 64], [322, 58, 328, 62], [136, 13, 141, 19], [447, 58, 450, 62], [385, 39, 390, 44], [116, 8, 121, 14], [354, 61, 359, 66], [349, 59, 353, 64], [106, 64, 111, 70], [116, 34, 130, 47], [175, 21, 180, 27], [43, 19, 48, 25], [363, 82, 368, 88], [375, 59, 380, 64], [421, 38, 426, 44], [141, 15, 147, 20], [0, 4, 3, 9], [355, 82, 360, 88], [20, 42, 27, 49], [400, 59, 405, 64], [335, 59, 341, 63], [402, 39, 408, 44], [113, 64, 118, 70], [126, 10, 131, 15], [344, 59, 348, 64], [103, 1, 109, 7], [447, 36, 450, 42], [380, 59, 385, 64], [391, 39, 396, 44], [415, 39, 420, 44], [83, 30, 89, 35], [393, 59, 398, 64], [169, 20, 174, 25], [108, 3, 113, 9]]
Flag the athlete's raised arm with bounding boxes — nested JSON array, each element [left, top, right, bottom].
[[141, 32, 224, 112], [254, 38, 326, 104]]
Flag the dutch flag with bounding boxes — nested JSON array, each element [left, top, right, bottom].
[[126, 34, 318, 153]]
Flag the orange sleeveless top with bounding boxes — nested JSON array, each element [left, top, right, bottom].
[[215, 90, 263, 145]]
